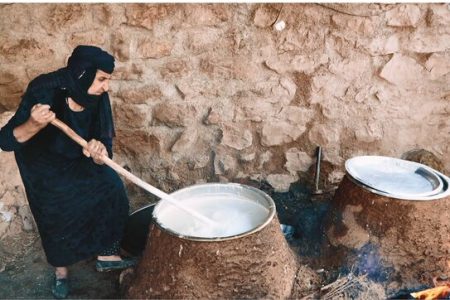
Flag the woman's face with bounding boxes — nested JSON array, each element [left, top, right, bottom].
[[87, 70, 111, 95]]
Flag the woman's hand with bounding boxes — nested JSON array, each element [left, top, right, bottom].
[[13, 103, 56, 143], [29, 103, 56, 129], [83, 139, 107, 165]]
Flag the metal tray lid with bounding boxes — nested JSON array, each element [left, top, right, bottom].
[[345, 156, 443, 197]]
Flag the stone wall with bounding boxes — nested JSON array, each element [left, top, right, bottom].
[[0, 4, 449, 240]]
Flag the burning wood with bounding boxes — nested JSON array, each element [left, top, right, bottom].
[[301, 273, 386, 299], [410, 284, 450, 300]]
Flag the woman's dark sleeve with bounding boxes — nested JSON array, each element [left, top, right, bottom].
[[0, 90, 37, 151]]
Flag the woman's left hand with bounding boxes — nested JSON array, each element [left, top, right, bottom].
[[83, 139, 107, 165]]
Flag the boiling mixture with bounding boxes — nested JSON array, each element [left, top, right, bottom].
[[155, 194, 270, 238]]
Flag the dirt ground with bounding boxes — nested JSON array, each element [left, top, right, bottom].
[[0, 181, 336, 299], [0, 232, 122, 299]]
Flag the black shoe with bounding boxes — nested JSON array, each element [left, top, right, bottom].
[[51, 277, 69, 299], [95, 257, 137, 272]]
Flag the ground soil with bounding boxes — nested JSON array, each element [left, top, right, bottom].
[[0, 232, 122, 299]]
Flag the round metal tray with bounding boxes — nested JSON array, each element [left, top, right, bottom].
[[346, 168, 450, 201], [345, 156, 443, 197]]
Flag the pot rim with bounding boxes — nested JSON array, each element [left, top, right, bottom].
[[346, 170, 450, 201], [152, 183, 276, 242]]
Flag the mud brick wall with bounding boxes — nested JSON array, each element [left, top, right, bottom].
[[0, 4, 449, 241]]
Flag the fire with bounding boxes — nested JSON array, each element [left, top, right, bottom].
[[411, 285, 450, 300]]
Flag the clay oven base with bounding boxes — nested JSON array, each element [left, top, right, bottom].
[[126, 215, 297, 299], [325, 176, 450, 288]]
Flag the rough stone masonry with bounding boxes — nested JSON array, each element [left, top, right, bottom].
[[0, 4, 449, 242]]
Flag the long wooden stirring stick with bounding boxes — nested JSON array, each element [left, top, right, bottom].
[[51, 118, 218, 227]]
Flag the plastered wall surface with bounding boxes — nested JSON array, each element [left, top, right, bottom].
[[0, 4, 449, 240]]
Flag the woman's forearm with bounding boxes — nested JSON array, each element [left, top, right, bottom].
[[13, 104, 56, 143], [13, 120, 44, 143]]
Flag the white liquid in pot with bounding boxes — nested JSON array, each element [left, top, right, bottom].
[[155, 195, 270, 238]]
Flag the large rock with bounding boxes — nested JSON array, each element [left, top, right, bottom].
[[253, 4, 279, 28], [125, 4, 171, 31], [308, 123, 342, 165], [0, 111, 28, 239], [0, 71, 16, 86], [153, 103, 198, 127], [248, 76, 297, 106], [285, 148, 313, 174], [426, 4, 450, 27], [260, 121, 304, 147], [200, 57, 237, 79], [260, 106, 312, 147], [385, 4, 421, 27], [92, 4, 125, 27], [0, 4, 34, 32], [266, 174, 298, 193], [111, 30, 131, 62], [220, 123, 252, 150], [0, 72, 24, 111], [214, 153, 237, 175], [308, 123, 340, 148], [204, 104, 234, 125], [310, 73, 348, 102], [182, 4, 231, 26], [331, 13, 376, 36], [18, 206, 34, 232], [171, 128, 198, 156], [115, 129, 160, 157], [354, 121, 384, 143], [425, 52, 450, 80], [324, 3, 395, 17], [328, 55, 372, 82], [174, 78, 220, 100], [258, 150, 273, 169], [379, 54, 427, 89], [68, 31, 107, 49], [0, 37, 54, 63], [367, 34, 400, 55], [239, 152, 256, 162], [113, 104, 149, 129], [43, 4, 89, 32], [93, 4, 114, 26], [116, 84, 162, 104], [406, 30, 450, 53], [279, 106, 313, 125], [0, 112, 14, 130], [234, 97, 278, 123], [136, 38, 173, 59], [188, 153, 210, 170], [185, 28, 222, 55], [113, 64, 144, 81], [290, 53, 329, 75], [160, 59, 189, 79]]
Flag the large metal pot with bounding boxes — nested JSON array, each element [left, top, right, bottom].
[[152, 183, 276, 241], [125, 183, 297, 299]]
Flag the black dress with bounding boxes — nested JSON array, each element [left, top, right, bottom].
[[0, 87, 129, 267]]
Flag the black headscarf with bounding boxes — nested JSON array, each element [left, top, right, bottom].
[[26, 45, 116, 139], [67, 45, 115, 109]]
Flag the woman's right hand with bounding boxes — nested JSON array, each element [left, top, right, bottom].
[[13, 103, 56, 143], [29, 103, 56, 129]]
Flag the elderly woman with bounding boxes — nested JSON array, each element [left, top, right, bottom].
[[0, 45, 134, 299]]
